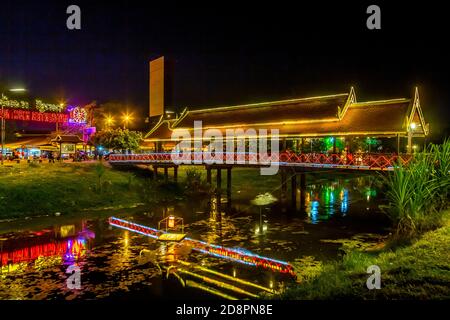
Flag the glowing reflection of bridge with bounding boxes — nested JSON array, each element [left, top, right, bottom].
[[108, 217, 296, 276]]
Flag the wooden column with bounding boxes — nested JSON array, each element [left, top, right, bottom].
[[407, 131, 412, 154], [149, 165, 155, 180], [216, 168, 222, 191], [153, 166, 158, 180], [281, 170, 287, 204], [206, 167, 212, 184], [333, 137, 337, 163], [226, 167, 232, 201], [173, 166, 178, 182], [299, 173, 306, 209], [291, 174, 297, 208], [164, 167, 168, 183]]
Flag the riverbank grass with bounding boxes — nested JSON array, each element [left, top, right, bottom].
[[281, 209, 450, 299], [0, 162, 144, 218]]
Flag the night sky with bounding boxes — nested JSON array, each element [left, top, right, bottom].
[[1, 1, 449, 139]]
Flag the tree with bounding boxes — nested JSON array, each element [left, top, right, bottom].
[[91, 128, 143, 153]]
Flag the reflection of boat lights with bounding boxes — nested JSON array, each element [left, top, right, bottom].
[[123, 231, 129, 247], [233, 269, 236, 277]]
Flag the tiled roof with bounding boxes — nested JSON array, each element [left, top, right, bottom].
[[144, 89, 427, 140]]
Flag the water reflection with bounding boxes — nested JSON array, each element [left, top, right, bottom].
[[0, 174, 387, 300], [303, 176, 377, 224]]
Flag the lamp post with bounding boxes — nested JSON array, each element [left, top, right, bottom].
[[1, 88, 26, 165], [122, 113, 133, 129], [105, 115, 115, 128]]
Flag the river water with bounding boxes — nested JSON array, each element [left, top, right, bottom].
[[0, 173, 389, 300]]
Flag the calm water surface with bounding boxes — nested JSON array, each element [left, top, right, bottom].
[[0, 174, 389, 299]]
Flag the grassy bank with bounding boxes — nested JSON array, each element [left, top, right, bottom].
[[0, 163, 373, 219], [0, 162, 146, 218], [279, 209, 450, 299]]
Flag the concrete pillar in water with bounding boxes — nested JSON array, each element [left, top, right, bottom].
[[153, 166, 158, 180], [164, 167, 168, 183], [173, 166, 178, 182]]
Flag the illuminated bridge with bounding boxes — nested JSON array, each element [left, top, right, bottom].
[[108, 151, 412, 171], [110, 87, 428, 206]]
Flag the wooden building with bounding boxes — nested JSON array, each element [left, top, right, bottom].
[[143, 87, 428, 154]]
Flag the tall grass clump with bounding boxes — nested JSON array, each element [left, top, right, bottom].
[[381, 139, 450, 238], [429, 138, 450, 210]]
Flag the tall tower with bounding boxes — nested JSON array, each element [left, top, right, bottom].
[[149, 56, 173, 119]]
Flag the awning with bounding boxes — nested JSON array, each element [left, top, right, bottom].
[[4, 136, 53, 149]]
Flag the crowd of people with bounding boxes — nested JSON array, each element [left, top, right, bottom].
[[1, 150, 96, 163]]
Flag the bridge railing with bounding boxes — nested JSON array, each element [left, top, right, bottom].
[[109, 152, 413, 170]]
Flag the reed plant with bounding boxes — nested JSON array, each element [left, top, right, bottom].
[[381, 140, 449, 237]]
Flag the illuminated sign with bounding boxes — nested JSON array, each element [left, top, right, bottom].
[[69, 107, 88, 124], [61, 143, 76, 154], [0, 109, 68, 123]]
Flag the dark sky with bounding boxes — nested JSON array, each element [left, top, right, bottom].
[[1, 1, 449, 138]]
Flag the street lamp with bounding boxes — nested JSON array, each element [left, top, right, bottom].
[[1, 88, 27, 165], [105, 115, 115, 128], [407, 122, 417, 154], [122, 112, 133, 129]]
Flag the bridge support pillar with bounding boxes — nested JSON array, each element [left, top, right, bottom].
[[281, 169, 287, 205], [206, 167, 212, 184], [291, 174, 297, 209], [226, 167, 232, 202], [152, 165, 178, 182], [333, 138, 337, 163], [299, 173, 306, 209], [216, 168, 222, 191]]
